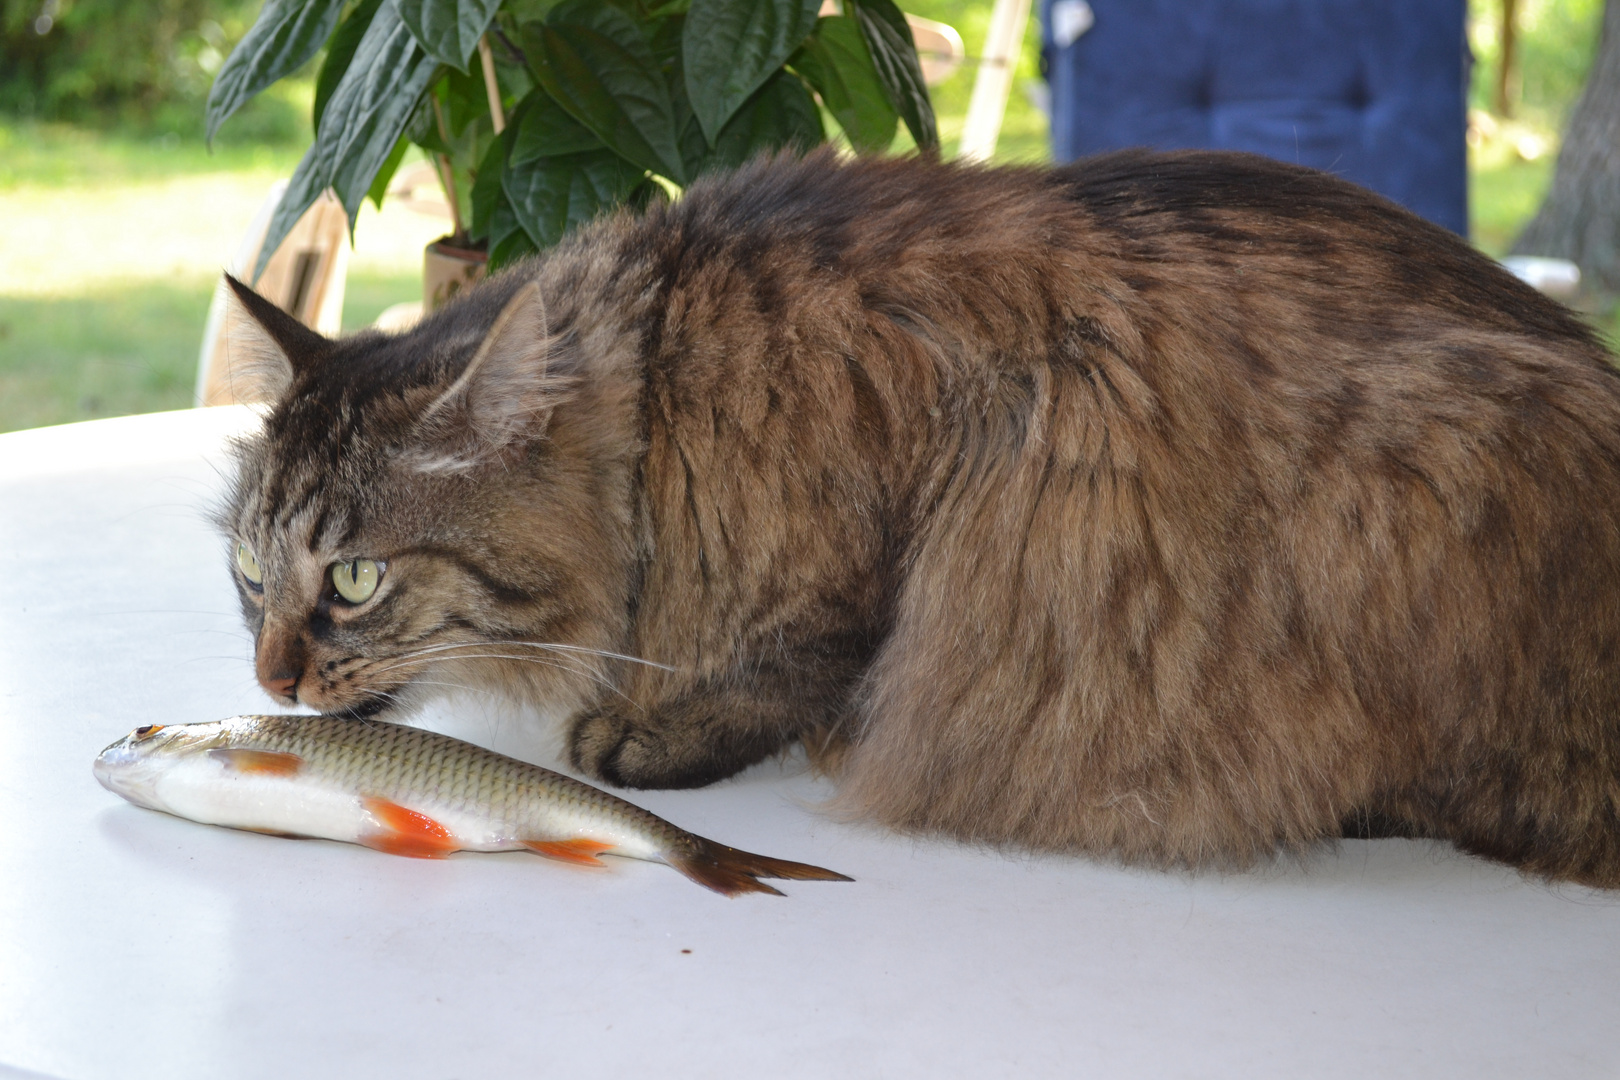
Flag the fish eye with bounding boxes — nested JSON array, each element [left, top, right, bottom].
[[236, 542, 264, 588], [133, 724, 164, 739], [331, 558, 383, 604]]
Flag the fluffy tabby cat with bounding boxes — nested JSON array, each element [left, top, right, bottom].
[[219, 149, 1620, 887]]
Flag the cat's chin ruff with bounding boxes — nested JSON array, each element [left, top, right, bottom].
[[332, 695, 392, 721], [401, 687, 574, 769]]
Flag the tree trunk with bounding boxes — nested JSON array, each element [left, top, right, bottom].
[[1511, 0, 1620, 293]]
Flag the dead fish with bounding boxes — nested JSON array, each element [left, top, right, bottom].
[[93, 714, 851, 897]]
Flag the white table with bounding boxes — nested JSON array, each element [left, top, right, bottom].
[[2, 407, 1617, 1080]]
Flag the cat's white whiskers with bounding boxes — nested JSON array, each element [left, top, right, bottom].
[[399, 679, 507, 701], [369, 649, 641, 710], [369, 647, 600, 682], [385, 638, 675, 671], [368, 650, 603, 691], [364, 640, 650, 692]]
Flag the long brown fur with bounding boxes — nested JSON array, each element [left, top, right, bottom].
[[220, 149, 1620, 887]]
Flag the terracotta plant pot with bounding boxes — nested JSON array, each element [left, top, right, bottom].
[[424, 237, 488, 313]]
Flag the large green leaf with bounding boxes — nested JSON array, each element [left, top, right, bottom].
[[790, 16, 896, 153], [682, 0, 819, 147], [470, 95, 536, 269], [662, 24, 716, 181], [664, 17, 820, 180], [326, 12, 443, 218], [522, 5, 685, 182], [705, 69, 822, 172], [501, 0, 568, 24], [509, 89, 605, 164], [366, 133, 411, 209], [487, 203, 539, 269], [205, 0, 347, 144], [254, 0, 441, 281], [441, 60, 497, 139], [470, 124, 510, 240], [314, 0, 385, 133], [398, 0, 503, 71], [504, 147, 647, 248], [406, 93, 450, 156], [848, 0, 936, 151]]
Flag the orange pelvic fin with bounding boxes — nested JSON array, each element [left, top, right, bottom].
[[360, 796, 458, 859], [208, 748, 304, 776], [521, 838, 614, 867]]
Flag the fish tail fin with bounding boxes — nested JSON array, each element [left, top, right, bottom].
[[667, 839, 853, 898]]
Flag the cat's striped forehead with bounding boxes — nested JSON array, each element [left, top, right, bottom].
[[229, 428, 359, 562], [246, 448, 355, 551], [228, 371, 425, 561], [226, 293, 513, 551]]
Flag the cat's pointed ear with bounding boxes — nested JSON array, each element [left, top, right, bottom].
[[219, 273, 330, 401], [411, 282, 563, 469]]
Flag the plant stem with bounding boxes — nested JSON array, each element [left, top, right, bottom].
[[430, 94, 467, 242], [479, 36, 506, 135], [1497, 0, 1519, 117]]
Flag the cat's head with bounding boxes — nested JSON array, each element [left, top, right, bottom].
[[216, 271, 636, 719]]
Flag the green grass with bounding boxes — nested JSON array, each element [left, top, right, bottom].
[[0, 119, 304, 191], [1470, 153, 1555, 258], [0, 110, 442, 431], [1467, 0, 1620, 348], [1468, 129, 1620, 351], [341, 271, 425, 333], [0, 281, 207, 430], [0, 269, 427, 430]]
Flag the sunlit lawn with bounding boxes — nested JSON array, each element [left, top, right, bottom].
[[1, 0, 1613, 433], [0, 121, 447, 432], [1469, 149, 1555, 259]]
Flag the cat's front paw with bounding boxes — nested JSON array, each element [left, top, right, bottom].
[[566, 707, 736, 790], [568, 708, 636, 783]]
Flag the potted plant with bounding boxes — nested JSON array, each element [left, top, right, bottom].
[[205, 0, 939, 308]]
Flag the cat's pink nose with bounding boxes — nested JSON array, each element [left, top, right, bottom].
[[255, 623, 305, 701], [263, 674, 297, 699]]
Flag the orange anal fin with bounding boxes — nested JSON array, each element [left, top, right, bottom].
[[360, 796, 458, 859], [521, 838, 614, 867], [208, 748, 304, 776]]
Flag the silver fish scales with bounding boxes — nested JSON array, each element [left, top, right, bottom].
[[94, 715, 850, 896]]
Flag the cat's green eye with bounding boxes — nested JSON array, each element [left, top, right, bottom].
[[331, 559, 381, 604], [236, 542, 263, 586]]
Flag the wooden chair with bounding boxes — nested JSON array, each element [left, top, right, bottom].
[[194, 182, 350, 406]]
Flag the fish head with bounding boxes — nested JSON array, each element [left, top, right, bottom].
[[93, 720, 228, 810]]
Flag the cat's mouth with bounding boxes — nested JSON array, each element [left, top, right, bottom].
[[333, 694, 391, 721]]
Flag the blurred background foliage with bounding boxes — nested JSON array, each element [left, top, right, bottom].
[[1469, 0, 1607, 123], [1467, 0, 1608, 254], [0, 0, 310, 140], [0, 0, 1612, 434]]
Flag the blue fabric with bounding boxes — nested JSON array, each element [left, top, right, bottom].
[[1041, 0, 1469, 234]]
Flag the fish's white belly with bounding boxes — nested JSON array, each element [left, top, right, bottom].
[[446, 808, 664, 860], [144, 760, 666, 862], [153, 770, 372, 844]]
